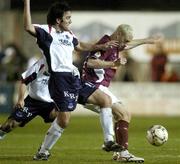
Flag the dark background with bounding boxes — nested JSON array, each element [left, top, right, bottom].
[[10, 0, 180, 11]]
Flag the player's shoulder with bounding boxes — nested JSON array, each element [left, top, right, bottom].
[[26, 58, 45, 74], [98, 35, 110, 44], [65, 30, 77, 39], [21, 58, 46, 84], [33, 24, 52, 33]]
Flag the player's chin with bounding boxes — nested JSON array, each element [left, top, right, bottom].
[[63, 26, 70, 31]]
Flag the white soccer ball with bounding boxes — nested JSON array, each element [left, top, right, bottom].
[[146, 125, 168, 146]]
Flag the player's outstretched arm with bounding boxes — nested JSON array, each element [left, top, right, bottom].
[[75, 40, 119, 52], [124, 35, 162, 50], [23, 0, 36, 36]]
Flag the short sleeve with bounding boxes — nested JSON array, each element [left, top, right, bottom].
[[72, 37, 78, 47], [34, 26, 48, 42], [21, 59, 45, 85]]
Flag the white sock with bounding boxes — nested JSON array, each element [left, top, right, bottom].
[[99, 107, 114, 142], [39, 118, 64, 154]]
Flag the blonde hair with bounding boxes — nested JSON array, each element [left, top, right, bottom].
[[117, 24, 133, 39]]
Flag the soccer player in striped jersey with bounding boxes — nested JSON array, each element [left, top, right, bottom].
[[0, 58, 57, 139], [23, 0, 119, 160]]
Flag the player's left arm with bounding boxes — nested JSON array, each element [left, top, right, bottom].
[[75, 40, 119, 52], [87, 58, 116, 69], [124, 35, 162, 50]]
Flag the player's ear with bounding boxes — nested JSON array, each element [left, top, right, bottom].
[[56, 18, 62, 24]]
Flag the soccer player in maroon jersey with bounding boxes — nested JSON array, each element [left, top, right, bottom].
[[82, 24, 161, 162]]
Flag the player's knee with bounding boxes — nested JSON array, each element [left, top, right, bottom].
[[58, 121, 69, 128], [56, 117, 69, 129], [122, 110, 131, 122], [49, 110, 57, 122], [112, 103, 131, 122], [0, 124, 11, 133], [0, 120, 17, 133], [123, 109, 131, 122]]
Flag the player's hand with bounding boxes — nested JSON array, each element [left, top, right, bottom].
[[14, 100, 24, 110], [103, 40, 119, 50], [120, 57, 127, 65], [148, 34, 164, 44], [114, 57, 127, 66]]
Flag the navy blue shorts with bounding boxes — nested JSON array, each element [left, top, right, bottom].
[[78, 81, 97, 105], [49, 72, 81, 112], [9, 96, 55, 127]]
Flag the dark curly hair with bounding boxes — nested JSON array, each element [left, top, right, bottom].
[[47, 1, 71, 25]]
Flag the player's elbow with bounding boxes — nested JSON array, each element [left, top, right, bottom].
[[87, 59, 97, 68], [24, 25, 31, 32], [87, 62, 93, 68], [24, 25, 36, 36]]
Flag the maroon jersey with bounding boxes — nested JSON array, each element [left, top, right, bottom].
[[82, 35, 124, 87]]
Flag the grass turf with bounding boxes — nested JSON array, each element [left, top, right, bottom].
[[0, 115, 180, 164]]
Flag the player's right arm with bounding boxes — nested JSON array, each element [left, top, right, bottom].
[[75, 41, 119, 52], [23, 0, 36, 36], [15, 59, 45, 108], [124, 35, 162, 50], [15, 81, 26, 108]]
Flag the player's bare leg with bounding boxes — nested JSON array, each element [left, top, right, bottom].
[[0, 119, 20, 139]]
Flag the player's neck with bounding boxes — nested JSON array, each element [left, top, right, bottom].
[[53, 25, 64, 33], [110, 32, 118, 41]]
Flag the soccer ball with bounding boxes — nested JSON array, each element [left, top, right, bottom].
[[146, 125, 168, 146]]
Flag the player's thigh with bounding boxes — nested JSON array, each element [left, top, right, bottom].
[[49, 109, 57, 121], [49, 72, 80, 112], [87, 89, 112, 107], [39, 103, 57, 123]]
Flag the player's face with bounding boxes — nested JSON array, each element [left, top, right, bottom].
[[116, 33, 132, 47], [60, 11, 72, 31], [117, 32, 133, 48], [122, 32, 133, 42], [127, 34, 133, 42]]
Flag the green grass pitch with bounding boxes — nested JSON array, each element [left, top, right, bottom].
[[0, 115, 180, 164]]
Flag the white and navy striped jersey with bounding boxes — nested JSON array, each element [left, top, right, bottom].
[[21, 58, 53, 103], [34, 24, 79, 73]]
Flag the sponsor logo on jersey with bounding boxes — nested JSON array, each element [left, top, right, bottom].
[[23, 107, 33, 117], [41, 79, 48, 85], [65, 35, 70, 39], [64, 91, 76, 99], [59, 39, 72, 46], [68, 102, 74, 109]]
